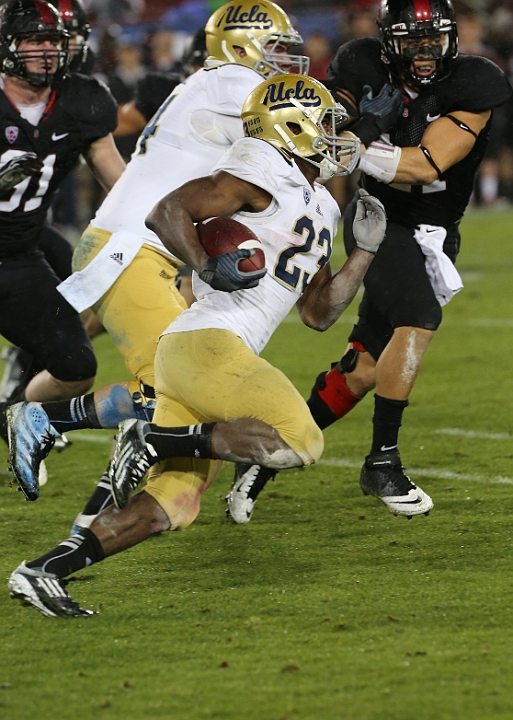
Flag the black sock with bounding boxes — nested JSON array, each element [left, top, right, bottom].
[[371, 394, 409, 454], [27, 528, 105, 579], [0, 401, 8, 444], [0, 389, 28, 445], [144, 422, 215, 460], [42, 393, 101, 434], [82, 465, 114, 516]]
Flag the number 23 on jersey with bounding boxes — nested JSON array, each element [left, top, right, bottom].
[[273, 214, 332, 292]]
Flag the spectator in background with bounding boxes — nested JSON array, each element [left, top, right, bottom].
[[459, 13, 513, 207], [342, 6, 378, 43], [83, 0, 145, 28], [147, 29, 178, 72], [108, 43, 146, 104], [108, 43, 146, 159], [304, 32, 332, 80]]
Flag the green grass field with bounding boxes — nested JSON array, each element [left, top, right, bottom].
[[1, 209, 513, 720]]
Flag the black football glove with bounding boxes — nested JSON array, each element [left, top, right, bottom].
[[0, 153, 44, 193], [199, 249, 267, 292], [359, 84, 404, 128], [352, 84, 404, 147]]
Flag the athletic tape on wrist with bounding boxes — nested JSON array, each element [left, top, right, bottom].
[[358, 141, 402, 184]]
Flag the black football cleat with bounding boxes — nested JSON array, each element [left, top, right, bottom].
[[9, 563, 95, 618], [110, 419, 158, 509], [360, 450, 433, 517]]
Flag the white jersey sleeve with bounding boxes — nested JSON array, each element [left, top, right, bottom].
[[163, 139, 341, 355], [92, 65, 263, 256]]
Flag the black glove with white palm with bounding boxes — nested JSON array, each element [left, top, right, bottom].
[[352, 83, 404, 148], [199, 249, 267, 292], [0, 153, 44, 193], [353, 189, 387, 254]]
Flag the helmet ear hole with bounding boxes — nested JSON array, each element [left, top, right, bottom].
[[286, 121, 301, 136]]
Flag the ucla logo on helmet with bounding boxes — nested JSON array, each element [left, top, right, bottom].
[[224, 4, 273, 30], [263, 80, 321, 111]]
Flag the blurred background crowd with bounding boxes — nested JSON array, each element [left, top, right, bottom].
[[43, 0, 513, 238]]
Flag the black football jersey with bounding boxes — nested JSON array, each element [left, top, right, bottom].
[[0, 73, 117, 255], [329, 38, 513, 228]]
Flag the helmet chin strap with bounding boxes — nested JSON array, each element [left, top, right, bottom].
[[319, 158, 339, 179]]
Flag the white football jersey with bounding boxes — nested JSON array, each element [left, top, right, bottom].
[[91, 64, 263, 255], [163, 138, 341, 355]]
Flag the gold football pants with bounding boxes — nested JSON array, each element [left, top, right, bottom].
[[72, 226, 187, 386], [144, 329, 324, 527]]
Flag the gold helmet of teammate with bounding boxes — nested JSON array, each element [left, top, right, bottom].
[[241, 74, 360, 178], [205, 0, 309, 77]]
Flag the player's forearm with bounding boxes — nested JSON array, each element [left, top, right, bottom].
[[299, 249, 373, 331], [393, 147, 439, 184], [85, 135, 126, 192], [146, 195, 209, 271]]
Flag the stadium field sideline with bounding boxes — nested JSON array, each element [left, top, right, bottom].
[[1, 207, 513, 720]]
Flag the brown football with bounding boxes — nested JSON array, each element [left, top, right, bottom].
[[196, 217, 265, 272]]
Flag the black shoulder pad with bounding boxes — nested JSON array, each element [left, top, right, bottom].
[[135, 72, 182, 123], [328, 38, 387, 106], [441, 55, 513, 113], [59, 73, 118, 141]]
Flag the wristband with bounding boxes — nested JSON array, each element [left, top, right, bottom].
[[358, 141, 402, 184]]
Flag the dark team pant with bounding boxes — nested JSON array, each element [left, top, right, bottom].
[[0, 249, 96, 382], [343, 192, 461, 360]]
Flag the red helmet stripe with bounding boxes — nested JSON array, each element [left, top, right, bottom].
[[58, 0, 74, 23], [34, 0, 57, 24], [413, 0, 433, 22]]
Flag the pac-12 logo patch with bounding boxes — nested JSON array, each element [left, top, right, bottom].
[[5, 126, 18, 144], [303, 187, 311, 204]]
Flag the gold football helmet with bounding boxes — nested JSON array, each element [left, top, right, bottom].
[[205, 0, 309, 77], [241, 74, 360, 177]]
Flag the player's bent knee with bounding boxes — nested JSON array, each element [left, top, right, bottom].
[[291, 420, 324, 468], [159, 493, 201, 531], [53, 376, 96, 396]]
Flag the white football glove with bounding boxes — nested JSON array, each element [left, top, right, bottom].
[[353, 188, 387, 254]]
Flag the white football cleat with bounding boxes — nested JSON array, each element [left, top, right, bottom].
[[226, 463, 276, 524]]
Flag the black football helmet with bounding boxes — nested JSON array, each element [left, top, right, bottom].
[[53, 0, 91, 71], [0, 0, 69, 86], [377, 0, 458, 89], [180, 29, 207, 78]]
